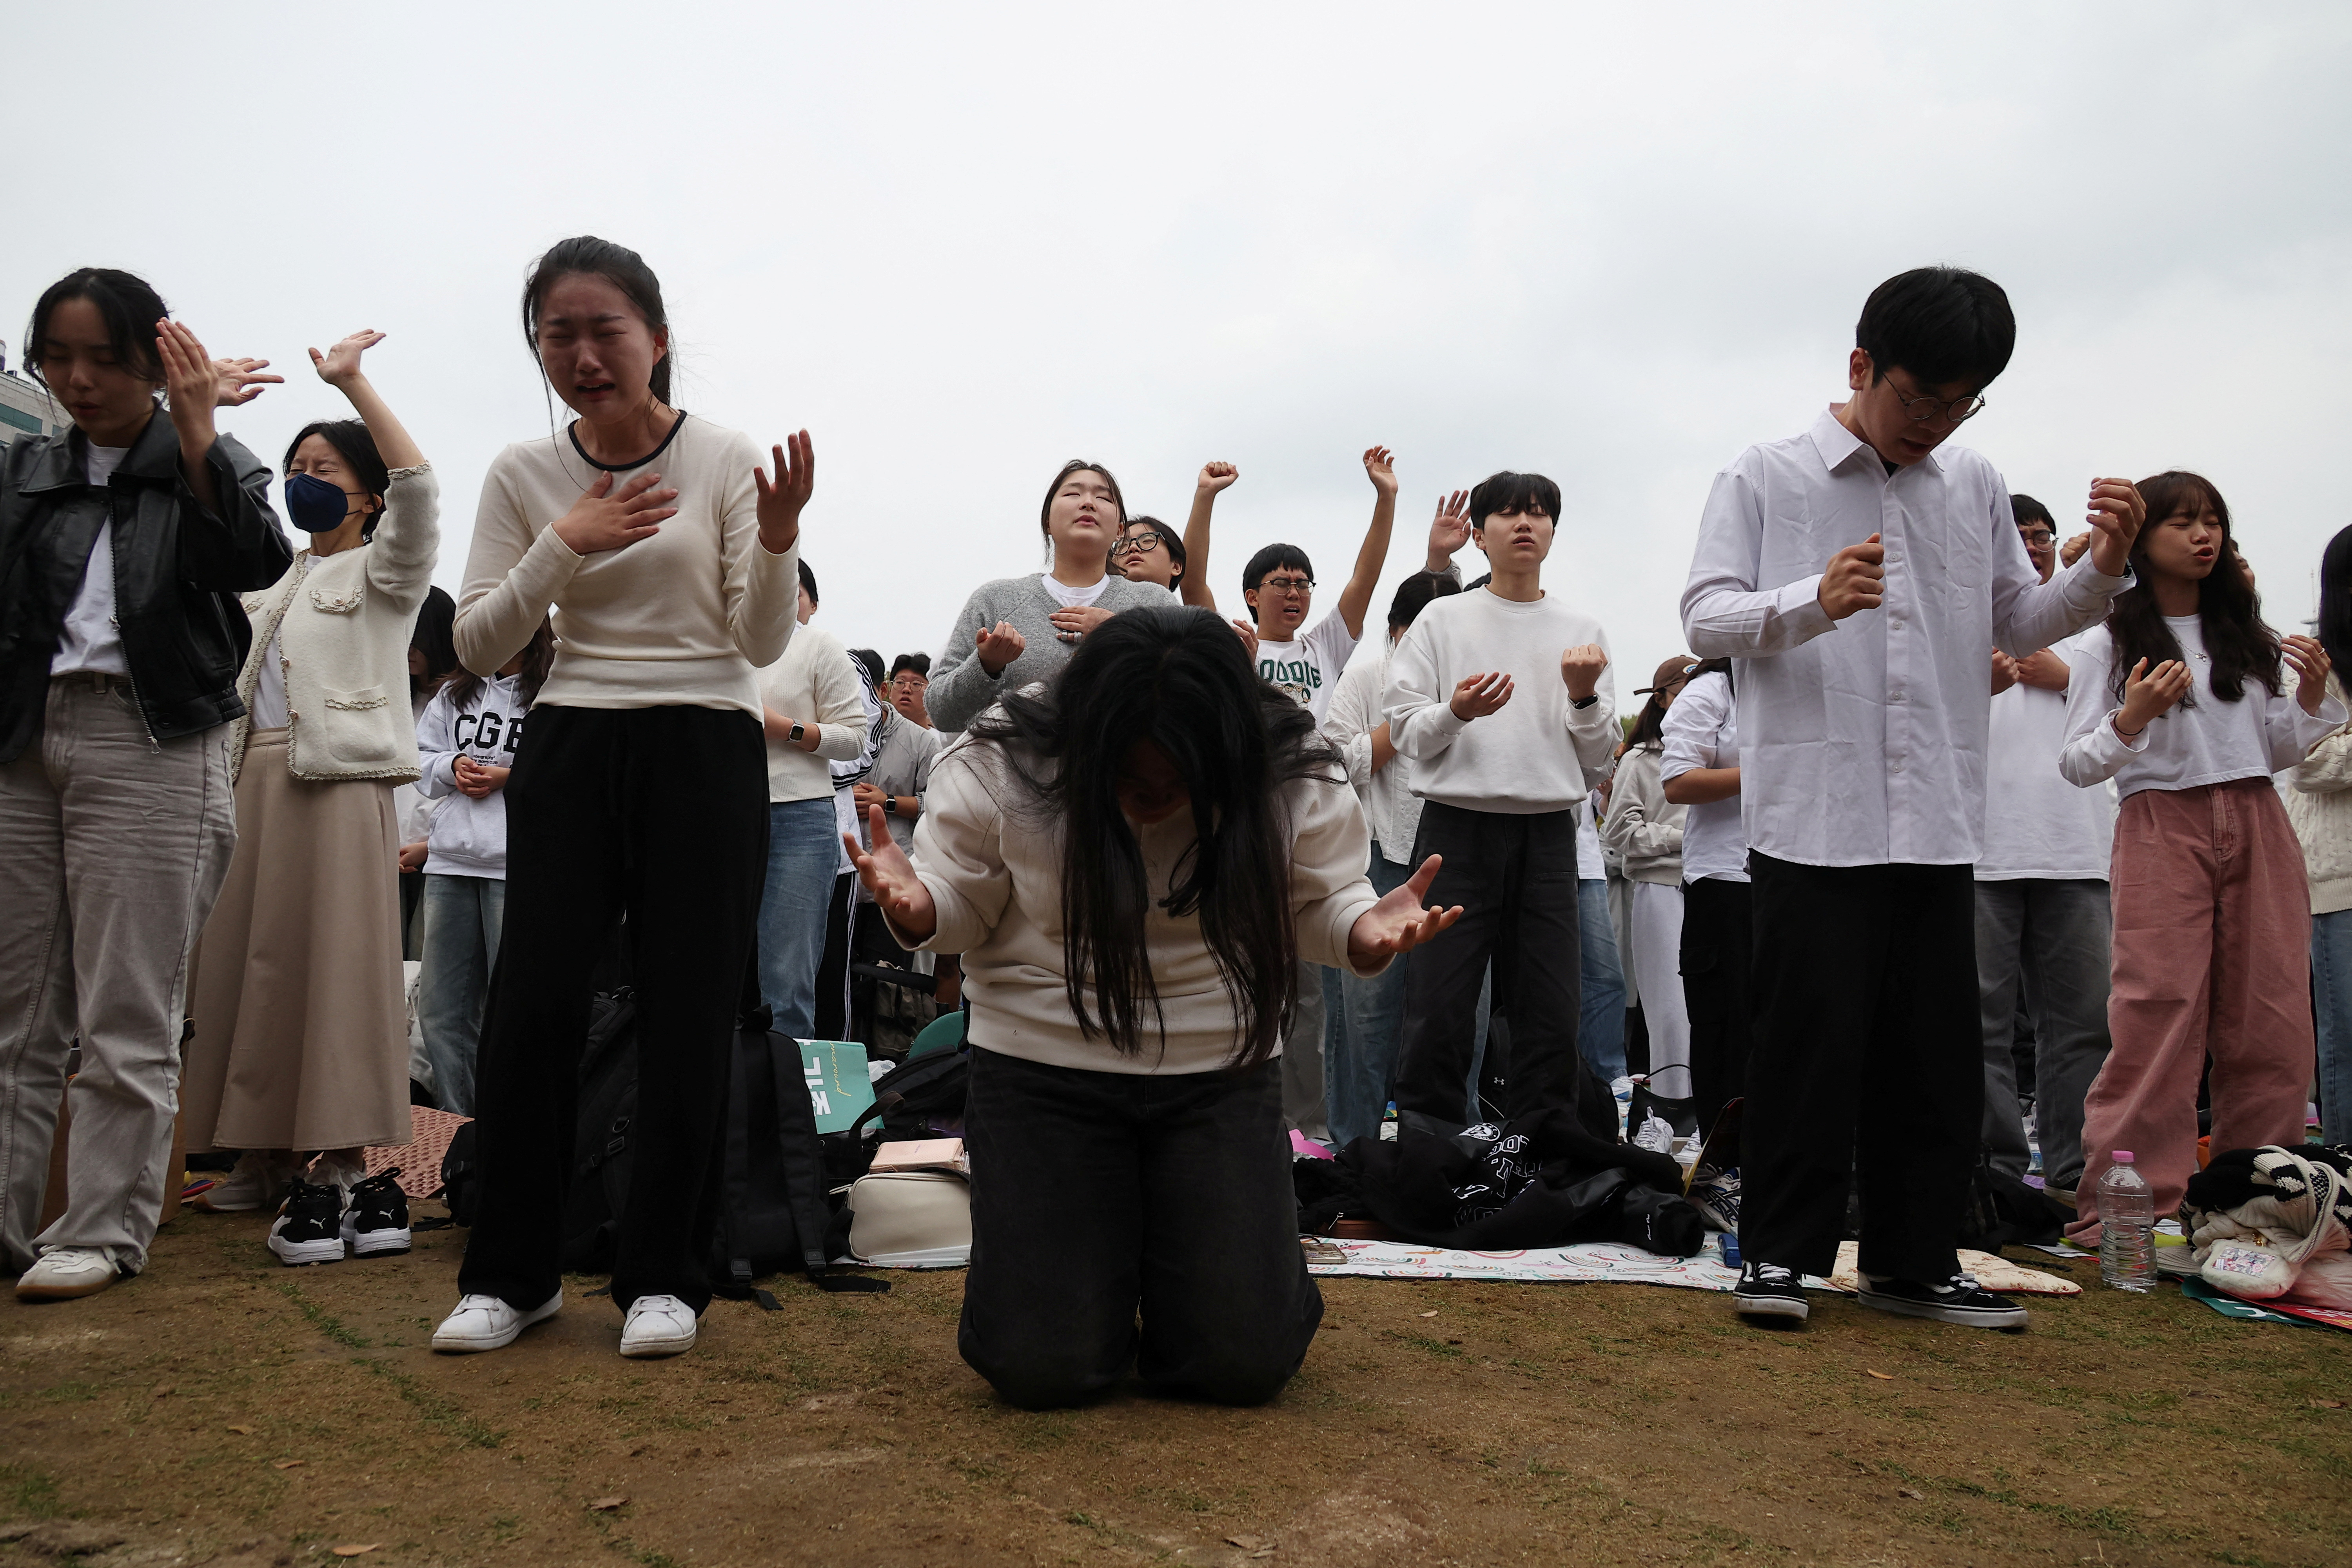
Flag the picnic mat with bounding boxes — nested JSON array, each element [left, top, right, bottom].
[[1828, 1241, 2081, 1297], [1301, 1235, 1828, 1292], [2180, 1277, 2352, 1333], [364, 1106, 470, 1200]]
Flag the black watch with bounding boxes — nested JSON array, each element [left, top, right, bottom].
[[1570, 693, 1600, 710], [882, 794, 898, 816]]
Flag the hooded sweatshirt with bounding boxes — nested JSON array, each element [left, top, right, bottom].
[[416, 673, 533, 878]]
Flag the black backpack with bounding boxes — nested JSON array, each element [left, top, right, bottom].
[[709, 999, 887, 1302], [850, 1031, 972, 1142], [557, 989, 642, 1271]]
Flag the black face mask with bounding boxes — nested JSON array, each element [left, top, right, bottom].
[[285, 471, 356, 534]]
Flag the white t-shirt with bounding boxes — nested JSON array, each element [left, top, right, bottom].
[[1039, 573, 1111, 610], [1659, 670, 1749, 884], [2060, 618, 2348, 800], [1257, 606, 1359, 724], [49, 443, 134, 677], [1976, 631, 2115, 881]]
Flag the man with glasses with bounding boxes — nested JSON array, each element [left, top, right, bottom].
[[1682, 265, 2145, 1333], [1112, 515, 1187, 595], [887, 653, 932, 730], [1974, 494, 2114, 1216]]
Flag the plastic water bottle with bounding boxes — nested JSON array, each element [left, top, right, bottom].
[[2097, 1151, 2156, 1293]]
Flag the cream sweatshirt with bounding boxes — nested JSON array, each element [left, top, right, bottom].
[[454, 416, 797, 717], [892, 735, 1387, 1074], [757, 624, 872, 802]]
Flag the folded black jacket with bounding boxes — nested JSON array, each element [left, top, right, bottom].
[[0, 408, 290, 759]]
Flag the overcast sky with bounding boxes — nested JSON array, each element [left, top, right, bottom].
[[8, 3, 2348, 704]]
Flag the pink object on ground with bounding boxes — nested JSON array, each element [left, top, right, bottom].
[[2069, 780, 2315, 1243], [1290, 1131, 1335, 1160], [365, 1105, 471, 1200]]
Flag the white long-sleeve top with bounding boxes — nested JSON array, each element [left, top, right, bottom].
[[1385, 587, 1619, 814], [2058, 619, 2346, 799], [1323, 633, 1423, 864], [454, 415, 796, 717], [756, 625, 870, 803], [1976, 631, 2114, 881], [889, 736, 1386, 1075], [1680, 408, 2129, 866], [1659, 670, 1749, 884]]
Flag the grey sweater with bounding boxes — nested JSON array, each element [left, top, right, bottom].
[[929, 573, 1179, 733]]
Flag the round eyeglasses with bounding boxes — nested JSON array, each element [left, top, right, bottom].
[[1889, 385, 1987, 425], [1115, 532, 1164, 557]]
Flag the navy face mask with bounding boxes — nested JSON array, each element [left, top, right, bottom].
[[284, 471, 355, 534]]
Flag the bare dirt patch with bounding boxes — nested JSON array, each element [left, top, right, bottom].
[[2, 1209, 2347, 1566]]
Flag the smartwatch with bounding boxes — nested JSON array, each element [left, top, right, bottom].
[[788, 722, 806, 743], [1570, 693, 1600, 710], [882, 795, 898, 816]]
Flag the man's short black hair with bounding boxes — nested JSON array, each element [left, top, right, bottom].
[[799, 559, 819, 604], [2011, 494, 2055, 530], [1387, 570, 1461, 632], [1856, 266, 2015, 390], [890, 652, 931, 680], [1242, 543, 1313, 594], [1468, 472, 1562, 530], [849, 647, 885, 690]]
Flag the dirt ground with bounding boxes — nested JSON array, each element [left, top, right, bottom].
[[2, 1207, 2347, 1568]]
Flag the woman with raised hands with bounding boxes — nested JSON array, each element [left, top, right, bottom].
[[847, 605, 1460, 1408], [430, 236, 811, 1363], [924, 458, 1176, 733], [1, 268, 291, 1303], [182, 328, 439, 1270]]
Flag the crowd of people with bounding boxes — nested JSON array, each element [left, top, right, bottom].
[[2, 247, 2346, 1406]]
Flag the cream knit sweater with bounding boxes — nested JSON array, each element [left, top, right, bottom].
[[454, 416, 797, 717]]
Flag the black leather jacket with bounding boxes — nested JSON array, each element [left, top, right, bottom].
[[0, 408, 292, 760]]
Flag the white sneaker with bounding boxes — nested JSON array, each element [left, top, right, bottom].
[[619, 1294, 698, 1359], [194, 1152, 289, 1213], [15, 1248, 118, 1302], [432, 1291, 562, 1353]]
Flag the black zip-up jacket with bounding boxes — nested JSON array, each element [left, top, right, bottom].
[[0, 407, 292, 760]]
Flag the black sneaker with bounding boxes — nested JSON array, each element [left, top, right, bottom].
[[341, 1170, 413, 1259], [1731, 1259, 1808, 1321], [266, 1178, 347, 1267], [1857, 1271, 2029, 1330]]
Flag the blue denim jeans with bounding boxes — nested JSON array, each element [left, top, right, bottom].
[[1577, 878, 1627, 1083], [2312, 909, 2352, 1143], [757, 797, 844, 1040], [1332, 852, 1417, 1147], [417, 873, 508, 1118]]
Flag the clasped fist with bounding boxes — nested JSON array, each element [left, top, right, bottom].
[[2083, 479, 2147, 577], [1196, 461, 1239, 495], [1818, 533, 1886, 621], [976, 621, 1026, 676], [1560, 644, 1607, 702], [2115, 657, 2192, 737], [554, 469, 676, 556]]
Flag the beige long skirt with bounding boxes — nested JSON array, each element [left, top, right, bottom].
[[182, 730, 412, 1152]]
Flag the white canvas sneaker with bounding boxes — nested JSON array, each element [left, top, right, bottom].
[[619, 1294, 698, 1359], [15, 1248, 118, 1302], [432, 1292, 563, 1353]]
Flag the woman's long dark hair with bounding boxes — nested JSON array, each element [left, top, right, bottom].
[[409, 586, 457, 700], [968, 605, 1339, 1067], [2105, 471, 2279, 708], [440, 617, 555, 711], [2319, 524, 2352, 681]]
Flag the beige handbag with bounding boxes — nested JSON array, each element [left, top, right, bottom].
[[846, 1169, 972, 1268]]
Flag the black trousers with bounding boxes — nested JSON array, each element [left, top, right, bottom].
[[458, 705, 769, 1315], [814, 870, 858, 1041], [1739, 853, 1979, 1281], [1394, 802, 1582, 1127], [958, 1047, 1322, 1410], [1680, 875, 1754, 1136]]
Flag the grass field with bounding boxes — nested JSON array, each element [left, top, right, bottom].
[[2, 1207, 2347, 1567]]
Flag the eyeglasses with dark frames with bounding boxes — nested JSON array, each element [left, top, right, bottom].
[[1886, 379, 1987, 425], [1257, 575, 1316, 596], [1114, 532, 1165, 557]]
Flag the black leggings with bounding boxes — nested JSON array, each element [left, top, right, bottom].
[[1679, 875, 1753, 1136], [458, 704, 768, 1315], [958, 1047, 1323, 1409]]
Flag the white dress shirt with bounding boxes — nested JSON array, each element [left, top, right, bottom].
[[1323, 633, 1422, 865], [1659, 670, 1748, 884], [2058, 619, 2347, 799], [1976, 631, 2115, 881], [1680, 408, 2129, 867]]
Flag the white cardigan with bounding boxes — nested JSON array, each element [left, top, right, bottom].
[[233, 464, 440, 782]]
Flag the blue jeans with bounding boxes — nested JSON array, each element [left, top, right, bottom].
[[2313, 910, 2352, 1143], [1577, 878, 1627, 1083], [1332, 852, 1417, 1147], [757, 797, 843, 1040], [418, 873, 508, 1118]]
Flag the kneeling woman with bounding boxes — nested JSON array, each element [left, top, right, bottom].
[[848, 606, 1458, 1408]]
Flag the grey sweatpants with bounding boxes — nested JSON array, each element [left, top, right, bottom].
[[1973, 878, 2112, 1194], [0, 678, 236, 1273], [1280, 960, 1331, 1143]]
